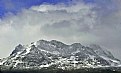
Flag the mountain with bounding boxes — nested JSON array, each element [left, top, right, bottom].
[[0, 40, 120, 70]]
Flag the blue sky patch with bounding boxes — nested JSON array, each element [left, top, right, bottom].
[[0, 0, 72, 18]]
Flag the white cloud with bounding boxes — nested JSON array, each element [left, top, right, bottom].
[[0, 1, 121, 60], [31, 3, 92, 13], [0, 2, 97, 58]]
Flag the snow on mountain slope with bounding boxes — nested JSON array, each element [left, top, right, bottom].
[[0, 40, 120, 70]]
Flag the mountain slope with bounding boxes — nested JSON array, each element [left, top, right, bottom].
[[0, 40, 120, 70]]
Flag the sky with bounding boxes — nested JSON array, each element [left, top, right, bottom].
[[0, 0, 121, 60]]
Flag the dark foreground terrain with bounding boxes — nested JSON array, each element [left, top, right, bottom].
[[0, 67, 121, 73]]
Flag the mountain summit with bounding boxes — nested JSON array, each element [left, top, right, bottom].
[[0, 40, 120, 70]]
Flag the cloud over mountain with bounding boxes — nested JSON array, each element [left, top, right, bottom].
[[0, 0, 121, 60]]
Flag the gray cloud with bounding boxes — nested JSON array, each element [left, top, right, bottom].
[[0, 1, 121, 60]]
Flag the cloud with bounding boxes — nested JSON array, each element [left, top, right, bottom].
[[0, 1, 121, 60], [0, 2, 98, 58]]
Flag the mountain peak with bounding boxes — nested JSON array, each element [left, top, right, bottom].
[[50, 40, 64, 44], [50, 40, 67, 47], [37, 39, 49, 43], [71, 43, 82, 46], [10, 44, 24, 56]]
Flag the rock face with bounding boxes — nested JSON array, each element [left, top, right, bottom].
[[0, 40, 120, 70]]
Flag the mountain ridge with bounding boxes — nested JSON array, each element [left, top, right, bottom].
[[0, 40, 121, 70]]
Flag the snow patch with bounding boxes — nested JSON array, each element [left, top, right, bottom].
[[100, 56, 120, 66], [13, 60, 23, 67], [0, 59, 7, 65]]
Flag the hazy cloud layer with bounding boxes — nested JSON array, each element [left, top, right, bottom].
[[0, 1, 121, 60]]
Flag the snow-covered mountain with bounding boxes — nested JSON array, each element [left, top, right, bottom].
[[0, 40, 120, 70]]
